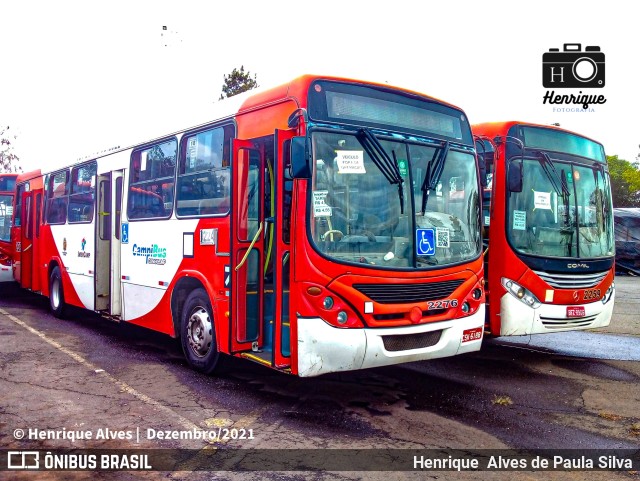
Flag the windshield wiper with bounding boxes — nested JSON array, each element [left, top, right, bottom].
[[420, 141, 449, 215], [536, 151, 569, 198], [357, 128, 405, 214]]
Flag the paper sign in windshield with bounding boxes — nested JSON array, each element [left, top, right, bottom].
[[336, 151, 366, 174], [312, 190, 332, 217], [533, 191, 552, 210], [513, 210, 526, 230], [188, 138, 197, 169]]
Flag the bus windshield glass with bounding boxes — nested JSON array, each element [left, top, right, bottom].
[[0, 194, 12, 242], [310, 131, 481, 268], [507, 157, 614, 259]]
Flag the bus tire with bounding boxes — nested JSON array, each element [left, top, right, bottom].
[[180, 288, 219, 374], [49, 266, 66, 319]]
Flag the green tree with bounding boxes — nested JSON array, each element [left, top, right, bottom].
[[0, 126, 22, 173], [219, 66, 258, 100], [607, 154, 640, 207]]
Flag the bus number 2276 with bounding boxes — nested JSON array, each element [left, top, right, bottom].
[[427, 299, 459, 310]]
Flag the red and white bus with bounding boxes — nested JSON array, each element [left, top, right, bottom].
[[11, 75, 485, 376], [473, 121, 615, 336], [0, 173, 18, 282]]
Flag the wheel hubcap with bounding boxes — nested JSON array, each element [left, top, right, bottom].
[[51, 278, 60, 308], [187, 307, 213, 357]]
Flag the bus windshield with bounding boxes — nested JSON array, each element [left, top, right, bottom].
[[0, 194, 12, 242], [507, 157, 614, 259], [310, 130, 481, 268]]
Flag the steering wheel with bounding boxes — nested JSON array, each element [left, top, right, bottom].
[[322, 229, 344, 241]]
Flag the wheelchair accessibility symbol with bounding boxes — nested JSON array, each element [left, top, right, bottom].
[[416, 228, 436, 256], [121, 223, 129, 244]]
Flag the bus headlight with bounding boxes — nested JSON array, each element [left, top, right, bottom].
[[602, 282, 615, 305], [323, 296, 334, 309], [501, 277, 541, 309]]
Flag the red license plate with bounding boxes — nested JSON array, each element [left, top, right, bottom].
[[566, 306, 586, 317], [462, 327, 483, 343]]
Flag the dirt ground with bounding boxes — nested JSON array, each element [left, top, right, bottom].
[[0, 278, 639, 481]]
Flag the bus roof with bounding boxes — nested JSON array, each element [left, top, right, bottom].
[[25, 75, 470, 177], [472, 120, 603, 147], [67, 74, 469, 164], [15, 169, 42, 186], [239, 74, 466, 115]]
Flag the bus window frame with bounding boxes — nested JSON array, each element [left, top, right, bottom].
[[68, 161, 97, 225], [175, 122, 235, 219], [46, 169, 70, 226], [127, 136, 178, 222]]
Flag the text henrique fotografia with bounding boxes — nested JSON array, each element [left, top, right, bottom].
[[542, 43, 606, 111]]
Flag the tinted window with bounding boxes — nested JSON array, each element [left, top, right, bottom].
[[176, 125, 234, 217], [68, 162, 97, 223], [128, 139, 177, 220], [46, 170, 69, 225]]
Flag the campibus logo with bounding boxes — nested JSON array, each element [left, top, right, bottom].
[[132, 243, 167, 265]]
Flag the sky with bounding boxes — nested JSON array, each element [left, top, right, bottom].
[[1, 0, 638, 173]]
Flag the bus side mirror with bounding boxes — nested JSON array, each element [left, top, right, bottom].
[[290, 136, 310, 179], [507, 160, 523, 192]]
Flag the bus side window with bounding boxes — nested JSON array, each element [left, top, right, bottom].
[[14, 184, 24, 227], [46, 170, 70, 225], [128, 139, 177, 220], [176, 124, 234, 217], [68, 162, 97, 224]]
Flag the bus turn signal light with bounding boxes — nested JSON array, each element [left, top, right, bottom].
[[307, 286, 322, 296]]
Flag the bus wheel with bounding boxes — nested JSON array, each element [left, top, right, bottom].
[[49, 266, 66, 319], [180, 288, 219, 374]]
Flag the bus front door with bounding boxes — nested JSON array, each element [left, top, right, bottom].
[[231, 140, 265, 353], [271, 129, 296, 369], [19, 190, 34, 290]]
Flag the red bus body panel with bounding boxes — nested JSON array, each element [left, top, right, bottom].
[[473, 121, 615, 336]]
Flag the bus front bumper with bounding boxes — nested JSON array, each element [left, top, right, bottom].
[[0, 262, 13, 283], [297, 306, 485, 377], [499, 290, 615, 336]]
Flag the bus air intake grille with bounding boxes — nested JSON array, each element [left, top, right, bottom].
[[532, 270, 607, 289], [353, 280, 464, 304], [540, 315, 598, 329], [382, 330, 443, 352]]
